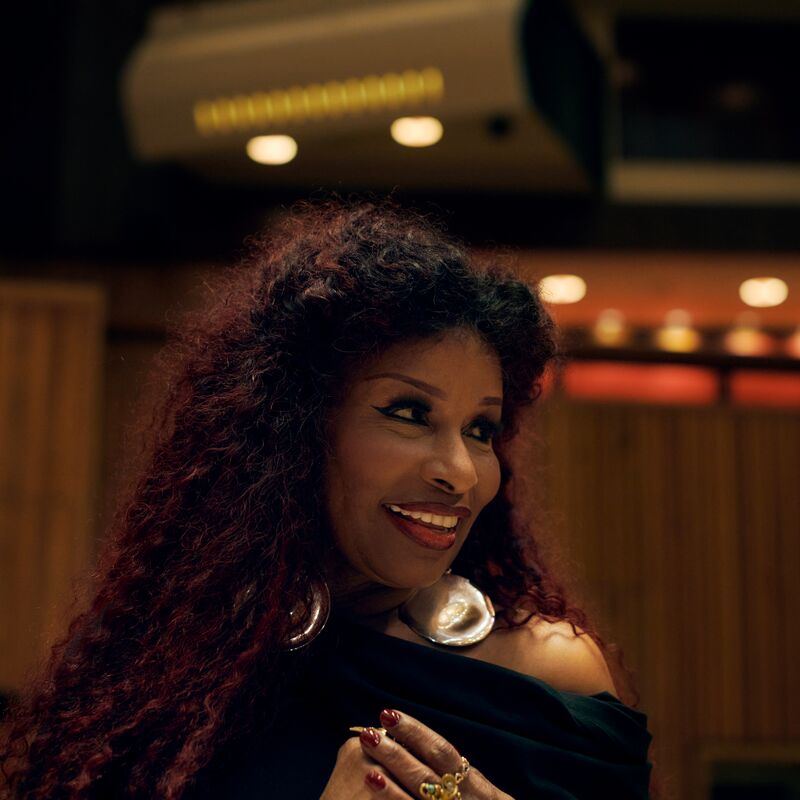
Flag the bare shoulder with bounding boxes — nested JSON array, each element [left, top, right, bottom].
[[491, 615, 619, 698]]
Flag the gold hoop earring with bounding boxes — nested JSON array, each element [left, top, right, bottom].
[[283, 576, 331, 651]]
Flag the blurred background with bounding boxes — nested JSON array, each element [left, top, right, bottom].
[[2, 1, 799, 797]]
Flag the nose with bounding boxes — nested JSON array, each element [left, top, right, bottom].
[[420, 431, 479, 495]]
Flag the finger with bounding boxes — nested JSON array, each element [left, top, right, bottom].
[[359, 726, 440, 798], [364, 766, 415, 798], [460, 763, 514, 799], [339, 736, 415, 798], [377, 709, 464, 777]]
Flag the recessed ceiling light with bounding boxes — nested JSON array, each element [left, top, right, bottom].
[[739, 276, 788, 308], [390, 116, 443, 147], [785, 326, 800, 359], [538, 274, 587, 304], [593, 309, 630, 346], [246, 135, 298, 165], [654, 309, 701, 352], [723, 326, 774, 357]]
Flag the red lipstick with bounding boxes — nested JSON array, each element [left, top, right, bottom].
[[382, 505, 457, 551]]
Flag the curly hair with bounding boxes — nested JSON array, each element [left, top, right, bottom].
[[0, 195, 646, 798]]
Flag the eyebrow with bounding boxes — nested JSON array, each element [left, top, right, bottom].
[[363, 371, 502, 406]]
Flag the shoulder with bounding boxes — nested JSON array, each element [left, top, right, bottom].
[[492, 615, 619, 698]]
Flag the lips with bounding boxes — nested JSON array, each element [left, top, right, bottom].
[[382, 505, 457, 551], [384, 505, 454, 531], [385, 502, 470, 518]]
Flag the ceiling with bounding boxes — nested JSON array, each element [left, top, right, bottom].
[[5, 0, 800, 259]]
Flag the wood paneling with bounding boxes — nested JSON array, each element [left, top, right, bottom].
[[533, 399, 800, 800], [1, 260, 798, 800], [0, 281, 105, 692]]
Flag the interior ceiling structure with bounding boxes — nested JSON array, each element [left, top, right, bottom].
[[120, 0, 800, 200], [6, 0, 800, 265], [120, 0, 600, 192]]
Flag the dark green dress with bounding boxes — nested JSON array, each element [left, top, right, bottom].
[[189, 610, 652, 799]]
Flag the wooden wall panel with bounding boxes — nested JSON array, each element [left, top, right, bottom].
[[0, 281, 105, 692], [533, 400, 799, 800], [1, 258, 797, 800]]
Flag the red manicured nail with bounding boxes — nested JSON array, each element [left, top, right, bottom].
[[380, 709, 401, 728], [360, 727, 381, 748], [365, 770, 386, 790]]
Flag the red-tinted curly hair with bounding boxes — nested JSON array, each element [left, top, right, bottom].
[[0, 195, 652, 798]]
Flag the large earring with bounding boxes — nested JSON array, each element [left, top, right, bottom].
[[283, 576, 331, 651]]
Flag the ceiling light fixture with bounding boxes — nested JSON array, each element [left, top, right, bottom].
[[539, 274, 587, 305], [654, 309, 701, 352], [390, 116, 443, 147], [246, 135, 298, 165], [739, 276, 789, 308]]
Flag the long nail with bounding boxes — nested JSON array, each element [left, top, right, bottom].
[[365, 770, 386, 790], [380, 709, 401, 728], [360, 727, 381, 748]]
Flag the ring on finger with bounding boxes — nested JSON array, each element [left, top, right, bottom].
[[419, 756, 470, 799]]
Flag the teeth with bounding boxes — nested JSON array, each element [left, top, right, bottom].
[[387, 504, 458, 529]]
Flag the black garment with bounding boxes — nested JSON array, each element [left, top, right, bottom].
[[189, 611, 652, 799]]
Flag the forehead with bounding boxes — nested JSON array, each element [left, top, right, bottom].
[[353, 330, 502, 390]]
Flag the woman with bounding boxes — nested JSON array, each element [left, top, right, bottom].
[[0, 198, 654, 799]]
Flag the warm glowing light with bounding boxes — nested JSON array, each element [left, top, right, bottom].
[[731, 371, 800, 407], [723, 312, 775, 356], [665, 309, 692, 327], [654, 309, 701, 352], [739, 276, 789, 308], [592, 309, 630, 346], [538, 274, 587, 305], [194, 67, 445, 136], [784, 326, 800, 359], [723, 328, 774, 356], [246, 135, 297, 165], [390, 116, 443, 147], [563, 362, 718, 405]]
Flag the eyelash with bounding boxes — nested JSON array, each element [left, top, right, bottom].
[[374, 397, 503, 444]]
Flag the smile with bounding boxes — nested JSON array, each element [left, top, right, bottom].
[[384, 504, 458, 530], [382, 505, 458, 551]]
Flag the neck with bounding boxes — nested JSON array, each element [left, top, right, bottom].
[[323, 549, 421, 621], [333, 579, 419, 621]]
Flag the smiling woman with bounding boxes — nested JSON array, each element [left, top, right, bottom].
[[0, 197, 654, 800], [324, 331, 504, 600]]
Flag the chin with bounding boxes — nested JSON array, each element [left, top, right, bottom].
[[374, 564, 444, 591]]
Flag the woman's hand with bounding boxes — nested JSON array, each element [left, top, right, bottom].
[[320, 708, 515, 799], [320, 730, 413, 799]]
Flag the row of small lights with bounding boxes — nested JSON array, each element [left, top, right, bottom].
[[245, 115, 443, 164], [539, 274, 800, 358], [192, 67, 447, 161], [195, 68, 445, 136]]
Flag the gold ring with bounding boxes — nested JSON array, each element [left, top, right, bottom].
[[418, 756, 470, 799]]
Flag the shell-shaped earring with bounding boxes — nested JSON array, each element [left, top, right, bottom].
[[282, 576, 331, 651]]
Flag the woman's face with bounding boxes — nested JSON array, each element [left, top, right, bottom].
[[323, 329, 504, 605]]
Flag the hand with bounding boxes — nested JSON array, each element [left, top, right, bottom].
[[321, 708, 516, 799], [320, 728, 412, 799]]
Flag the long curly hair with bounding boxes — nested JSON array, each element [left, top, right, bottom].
[[1, 196, 646, 798]]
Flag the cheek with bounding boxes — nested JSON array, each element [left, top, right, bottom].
[[328, 427, 403, 503]]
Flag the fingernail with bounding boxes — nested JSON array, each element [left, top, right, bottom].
[[379, 709, 401, 728], [365, 770, 386, 790], [360, 727, 381, 748]]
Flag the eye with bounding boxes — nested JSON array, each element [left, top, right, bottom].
[[470, 417, 503, 443], [385, 404, 427, 424], [373, 398, 502, 444]]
